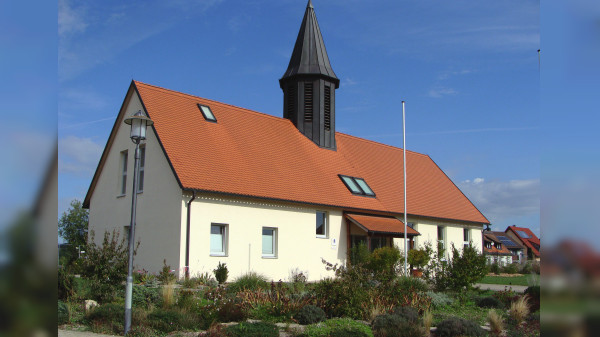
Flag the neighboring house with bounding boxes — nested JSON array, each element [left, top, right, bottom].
[[543, 240, 600, 291], [83, 1, 489, 281], [505, 225, 540, 261], [483, 232, 511, 266]]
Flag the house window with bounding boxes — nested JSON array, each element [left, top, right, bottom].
[[370, 237, 387, 251], [463, 228, 470, 248], [262, 227, 277, 258], [124, 225, 130, 244], [407, 222, 415, 229], [197, 104, 217, 122], [339, 175, 376, 197], [316, 211, 328, 238], [437, 226, 445, 251], [119, 150, 128, 195], [210, 224, 227, 256], [137, 146, 146, 193]]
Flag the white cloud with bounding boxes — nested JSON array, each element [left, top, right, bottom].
[[428, 87, 458, 98], [343, 78, 358, 86], [58, 0, 88, 37], [458, 178, 539, 224], [58, 136, 103, 175]]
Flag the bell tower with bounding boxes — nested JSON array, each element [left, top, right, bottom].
[[280, 0, 340, 150]]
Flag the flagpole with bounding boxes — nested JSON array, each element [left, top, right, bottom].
[[402, 101, 408, 276]]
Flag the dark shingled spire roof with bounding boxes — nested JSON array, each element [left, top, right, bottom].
[[280, 0, 339, 88]]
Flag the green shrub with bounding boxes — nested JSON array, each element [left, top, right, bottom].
[[349, 242, 371, 266], [502, 263, 519, 275], [366, 246, 402, 282], [58, 301, 70, 325], [87, 303, 124, 323], [408, 248, 430, 270], [476, 296, 502, 309], [214, 262, 229, 284], [225, 321, 279, 337], [489, 262, 501, 275], [392, 306, 419, 323], [426, 291, 454, 308], [395, 276, 428, 293], [302, 318, 374, 337], [158, 259, 177, 284], [227, 272, 269, 293], [524, 285, 540, 312], [295, 305, 327, 325], [126, 325, 163, 337], [132, 284, 161, 308], [313, 274, 370, 319], [434, 317, 486, 337], [177, 289, 199, 311], [79, 230, 138, 303], [58, 267, 75, 300], [147, 307, 202, 332], [371, 313, 425, 337]]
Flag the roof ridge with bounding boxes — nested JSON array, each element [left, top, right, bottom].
[[337, 132, 429, 157], [134, 80, 290, 123]]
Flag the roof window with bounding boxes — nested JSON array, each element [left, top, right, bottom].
[[516, 230, 530, 238], [339, 175, 375, 197], [197, 104, 217, 122]]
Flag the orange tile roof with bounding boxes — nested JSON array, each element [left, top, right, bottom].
[[86, 80, 490, 225], [346, 214, 420, 236], [483, 233, 512, 255], [506, 226, 540, 257]]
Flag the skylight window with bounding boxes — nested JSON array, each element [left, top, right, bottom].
[[197, 104, 217, 122], [339, 175, 376, 197], [516, 230, 530, 239]]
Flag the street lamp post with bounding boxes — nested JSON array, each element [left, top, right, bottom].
[[123, 110, 153, 335]]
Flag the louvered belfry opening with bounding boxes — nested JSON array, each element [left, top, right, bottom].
[[279, 1, 340, 150], [324, 85, 331, 131], [304, 82, 313, 122]]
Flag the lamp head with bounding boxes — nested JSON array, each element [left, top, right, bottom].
[[124, 110, 153, 142]]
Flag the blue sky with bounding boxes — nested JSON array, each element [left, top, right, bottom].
[[56, 0, 541, 238]]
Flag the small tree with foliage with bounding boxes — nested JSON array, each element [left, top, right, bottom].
[[58, 200, 88, 265], [78, 229, 139, 303], [447, 243, 487, 292]]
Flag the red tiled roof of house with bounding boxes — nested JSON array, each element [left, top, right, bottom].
[[84, 81, 490, 225], [483, 232, 511, 255], [506, 226, 540, 257], [346, 214, 419, 236]]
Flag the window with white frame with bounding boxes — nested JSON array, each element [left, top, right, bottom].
[[463, 228, 470, 249], [120, 150, 128, 195], [210, 224, 227, 256], [137, 146, 146, 193], [316, 211, 328, 238], [262, 227, 277, 258]]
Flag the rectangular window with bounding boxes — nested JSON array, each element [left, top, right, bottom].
[[262, 227, 277, 258], [339, 175, 376, 197], [324, 86, 331, 130], [137, 146, 146, 193], [407, 222, 415, 229], [437, 226, 445, 251], [316, 211, 328, 238], [370, 237, 387, 252], [123, 225, 130, 244], [304, 82, 313, 122], [120, 150, 128, 195], [210, 224, 227, 256], [463, 228, 470, 248], [197, 104, 217, 122]]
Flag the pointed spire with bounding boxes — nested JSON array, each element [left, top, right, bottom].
[[280, 0, 339, 88]]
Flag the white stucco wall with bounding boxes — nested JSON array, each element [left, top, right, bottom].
[[185, 194, 347, 281], [404, 217, 483, 259], [87, 91, 183, 274]]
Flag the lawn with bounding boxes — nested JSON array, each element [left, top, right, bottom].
[[479, 274, 528, 286]]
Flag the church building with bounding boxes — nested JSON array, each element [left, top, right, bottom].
[[84, 1, 489, 281]]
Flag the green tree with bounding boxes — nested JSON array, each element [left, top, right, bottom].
[[58, 200, 88, 262]]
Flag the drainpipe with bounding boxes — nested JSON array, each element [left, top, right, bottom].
[[185, 190, 197, 279]]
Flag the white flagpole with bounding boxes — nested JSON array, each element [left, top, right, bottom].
[[402, 101, 408, 276]]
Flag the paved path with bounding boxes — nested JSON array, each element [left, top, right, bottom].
[[475, 283, 527, 293]]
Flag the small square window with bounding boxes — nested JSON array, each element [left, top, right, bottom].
[[262, 227, 277, 258], [316, 211, 328, 238], [210, 224, 227, 256], [198, 104, 217, 122]]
